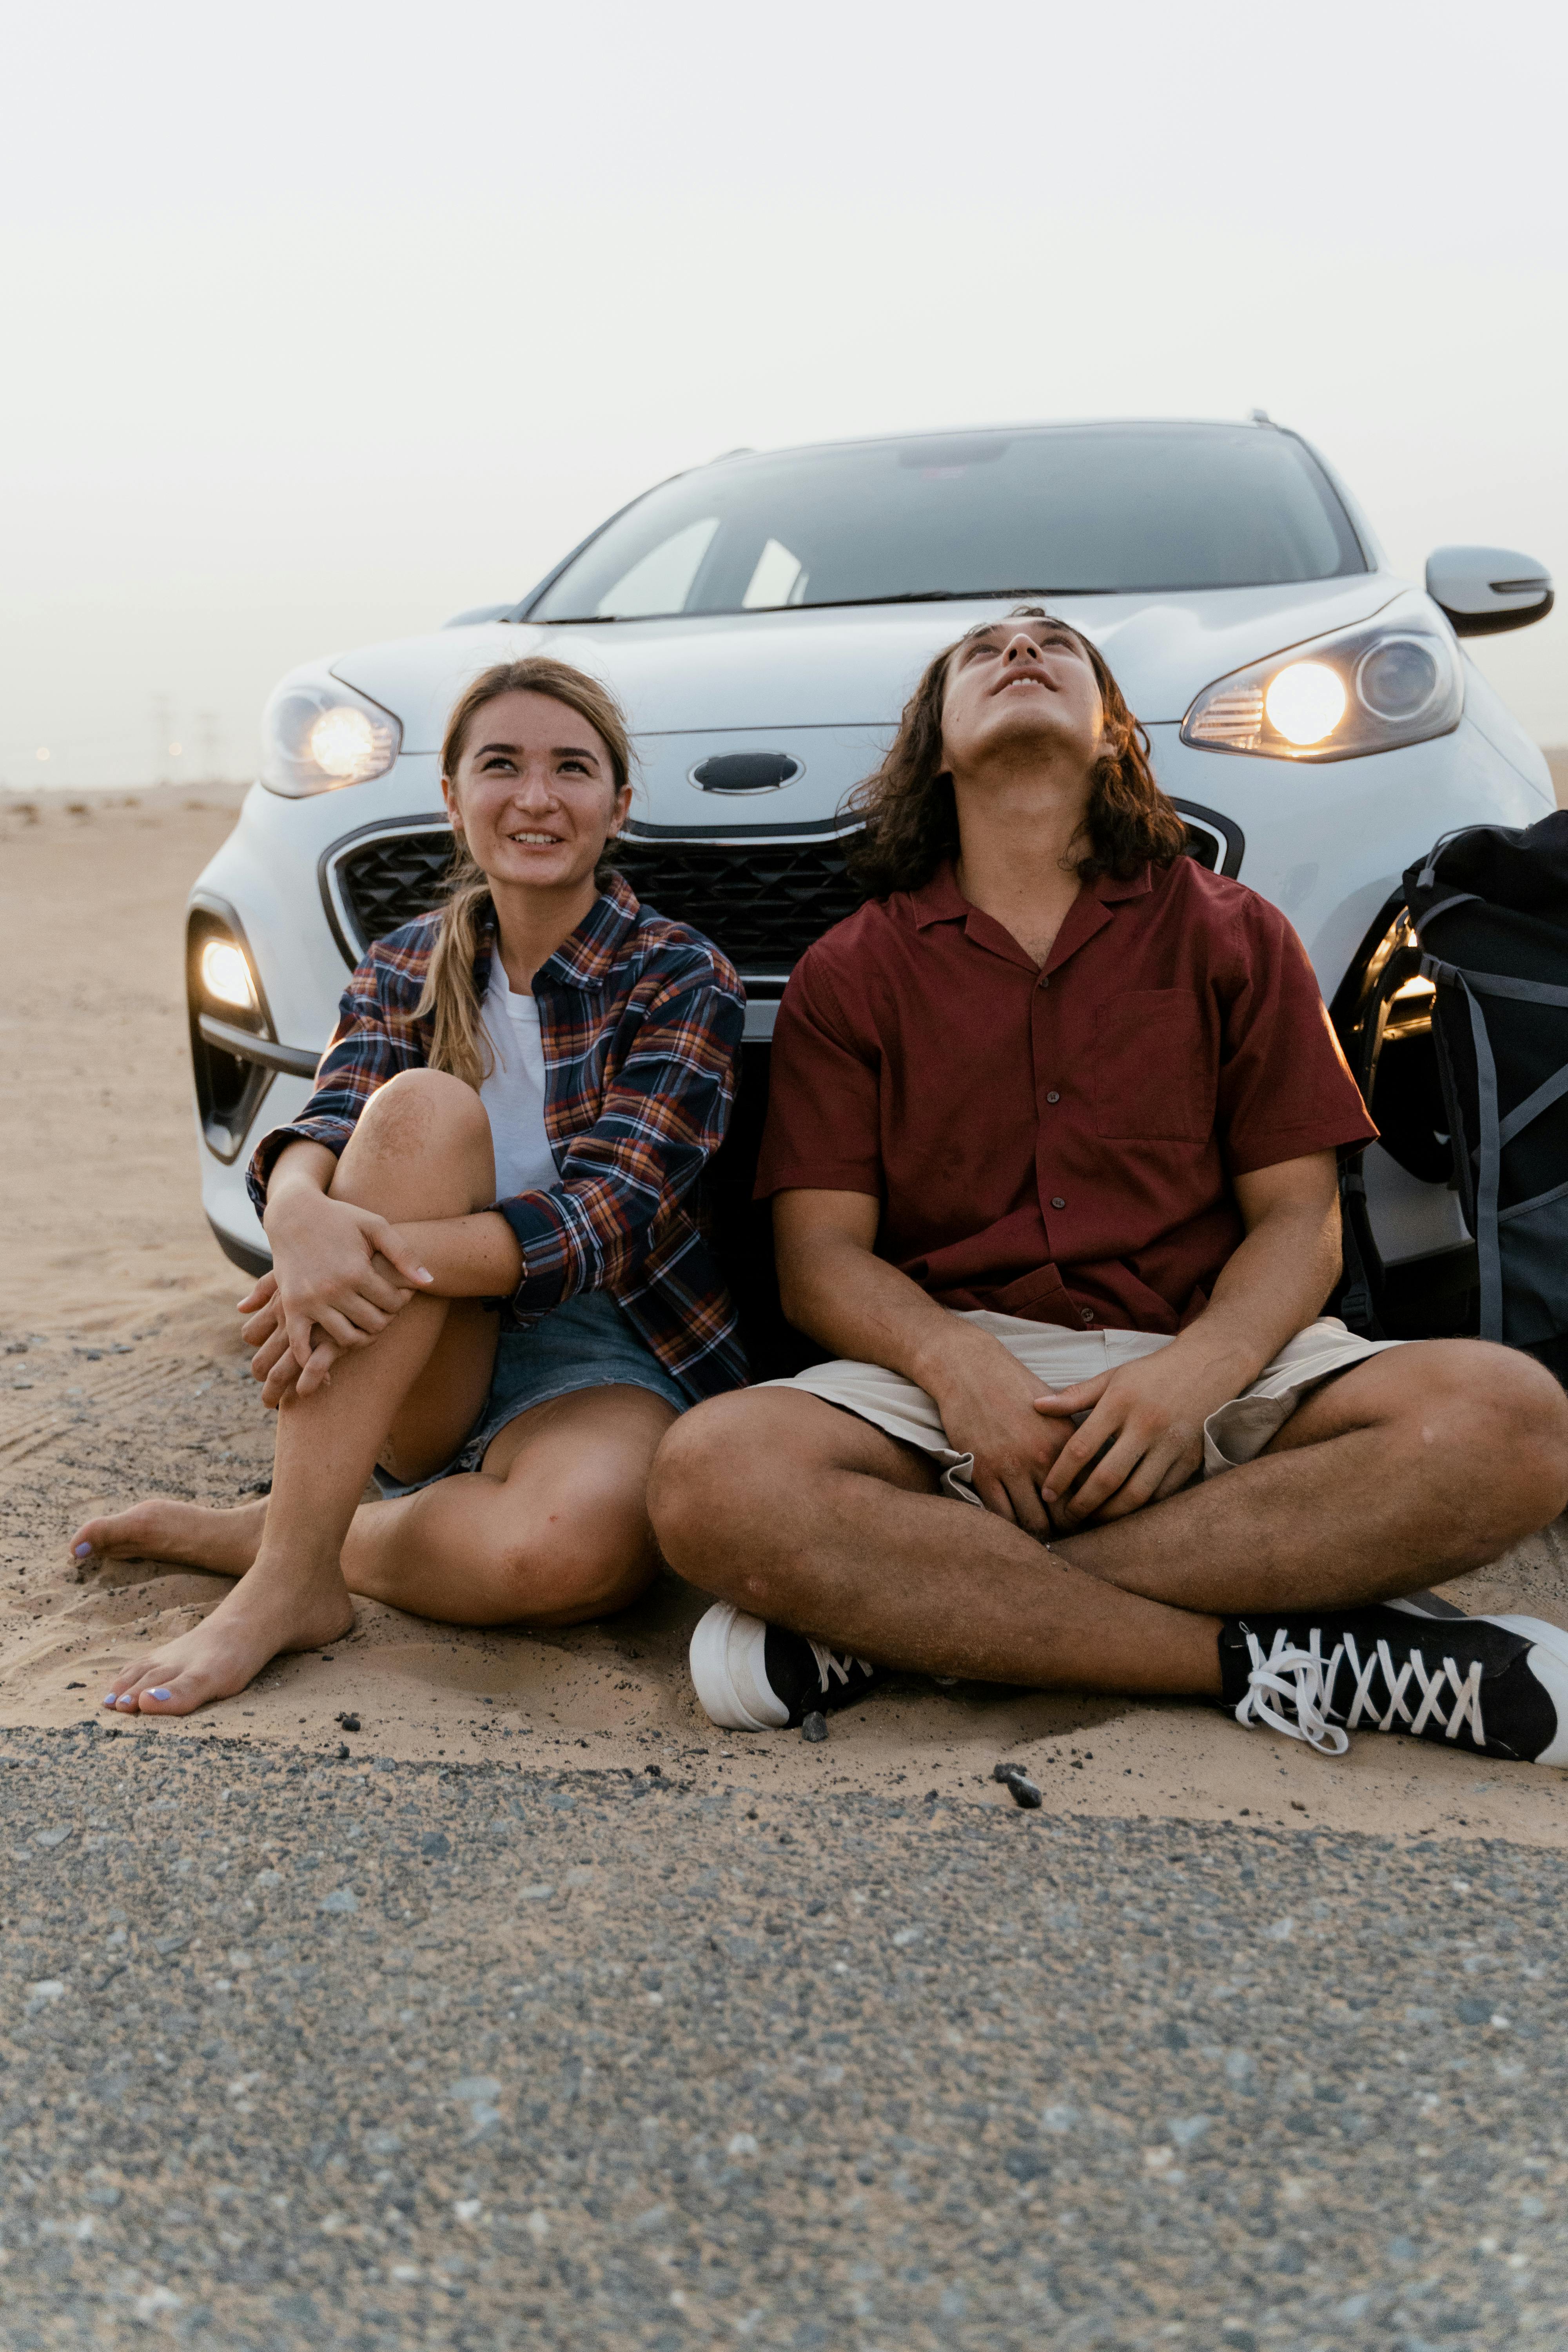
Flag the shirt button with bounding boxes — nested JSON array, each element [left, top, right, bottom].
[[1038, 975, 1051, 989], [1080, 1307, 1094, 1324], [1051, 1195, 1066, 1210], [1046, 1090, 1060, 1104]]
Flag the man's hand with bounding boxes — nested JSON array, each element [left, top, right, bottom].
[[1034, 1150, 1344, 1526], [1034, 1345, 1240, 1526], [921, 1327, 1082, 1534]]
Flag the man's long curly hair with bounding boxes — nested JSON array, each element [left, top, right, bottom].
[[844, 606, 1188, 899]]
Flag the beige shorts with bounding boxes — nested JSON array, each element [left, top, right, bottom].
[[765, 1311, 1401, 1510]]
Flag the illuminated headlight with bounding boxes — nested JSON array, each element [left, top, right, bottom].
[[1181, 597, 1463, 762], [199, 937, 256, 1013], [260, 670, 402, 798], [1264, 662, 1347, 747]]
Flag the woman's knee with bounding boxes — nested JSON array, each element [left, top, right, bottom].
[[335, 1068, 494, 1207], [354, 1067, 487, 1150], [497, 1511, 656, 1623]]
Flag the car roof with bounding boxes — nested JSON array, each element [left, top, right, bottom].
[[699, 418, 1286, 470]]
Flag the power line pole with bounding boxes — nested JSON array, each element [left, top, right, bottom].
[[198, 710, 221, 787], [151, 695, 173, 790]]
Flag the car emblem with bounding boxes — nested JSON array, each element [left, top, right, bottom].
[[688, 751, 803, 794]]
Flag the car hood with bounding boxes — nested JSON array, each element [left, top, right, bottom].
[[331, 574, 1406, 750]]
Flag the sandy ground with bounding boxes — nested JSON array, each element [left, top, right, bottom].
[[3, 787, 1568, 1848]]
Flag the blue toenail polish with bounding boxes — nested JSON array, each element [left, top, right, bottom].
[[74, 1543, 92, 1559], [150, 1688, 172, 1702], [103, 1694, 117, 1706]]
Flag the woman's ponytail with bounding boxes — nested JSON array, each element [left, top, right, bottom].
[[416, 849, 494, 1091]]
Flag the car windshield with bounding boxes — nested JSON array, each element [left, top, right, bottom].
[[529, 425, 1366, 622]]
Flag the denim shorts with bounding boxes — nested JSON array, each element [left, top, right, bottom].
[[374, 1288, 688, 1499]]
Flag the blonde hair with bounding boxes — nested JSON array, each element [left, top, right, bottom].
[[416, 657, 633, 1089]]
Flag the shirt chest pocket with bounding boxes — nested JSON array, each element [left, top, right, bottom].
[[1092, 991, 1212, 1142]]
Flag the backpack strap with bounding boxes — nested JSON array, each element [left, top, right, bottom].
[[1497, 1060, 1568, 1153], [1411, 889, 1482, 936], [1421, 958, 1568, 1011], [1413, 829, 1486, 891], [1459, 977, 1504, 1343]]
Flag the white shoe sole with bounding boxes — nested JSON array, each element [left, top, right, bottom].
[[688, 1602, 789, 1733]]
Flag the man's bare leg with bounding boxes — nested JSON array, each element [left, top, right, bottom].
[[1047, 1339, 1568, 1618], [97, 1071, 499, 1715], [651, 1390, 1226, 1694], [648, 1341, 1568, 1691]]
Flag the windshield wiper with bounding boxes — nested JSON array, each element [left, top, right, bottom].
[[545, 587, 1113, 624], [792, 588, 1069, 610]]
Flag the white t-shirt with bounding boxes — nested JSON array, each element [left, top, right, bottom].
[[479, 960, 559, 1200]]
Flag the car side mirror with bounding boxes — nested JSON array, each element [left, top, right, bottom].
[[1425, 546, 1554, 637]]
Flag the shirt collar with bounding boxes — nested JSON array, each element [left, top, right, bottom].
[[472, 873, 641, 996], [907, 858, 1154, 928]]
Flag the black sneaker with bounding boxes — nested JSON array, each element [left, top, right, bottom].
[[688, 1602, 882, 1732], [1219, 1603, 1568, 1761]]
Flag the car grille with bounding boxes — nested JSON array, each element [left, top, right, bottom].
[[335, 829, 462, 953], [332, 820, 1226, 971], [615, 838, 865, 976], [331, 825, 867, 975]]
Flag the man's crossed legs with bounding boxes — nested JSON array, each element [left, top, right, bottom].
[[650, 1339, 1568, 1758]]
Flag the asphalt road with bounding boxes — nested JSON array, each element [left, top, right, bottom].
[[2, 1724, 1565, 2351]]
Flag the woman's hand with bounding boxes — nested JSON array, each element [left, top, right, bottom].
[[257, 1188, 432, 1396], [925, 1328, 1078, 1535], [236, 1273, 342, 1405]]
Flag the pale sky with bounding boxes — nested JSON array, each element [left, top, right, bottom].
[[4, 0, 1566, 790]]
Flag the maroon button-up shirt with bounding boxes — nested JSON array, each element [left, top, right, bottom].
[[755, 857, 1376, 1335]]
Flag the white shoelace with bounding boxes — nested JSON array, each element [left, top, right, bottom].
[[806, 1638, 873, 1695], [1234, 1625, 1487, 1756]]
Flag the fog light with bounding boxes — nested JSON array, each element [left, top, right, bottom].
[[200, 937, 256, 1013], [1265, 661, 1348, 747]]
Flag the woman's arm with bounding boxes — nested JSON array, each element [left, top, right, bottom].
[[245, 1159, 524, 1404], [377, 1209, 521, 1296], [243, 932, 444, 1387], [254, 1140, 436, 1384], [492, 964, 744, 1318]]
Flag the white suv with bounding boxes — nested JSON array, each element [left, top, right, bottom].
[[186, 417, 1554, 1358]]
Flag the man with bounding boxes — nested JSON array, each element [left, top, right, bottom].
[[649, 610, 1568, 1762]]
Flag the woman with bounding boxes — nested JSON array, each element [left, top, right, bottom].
[[76, 657, 747, 1714]]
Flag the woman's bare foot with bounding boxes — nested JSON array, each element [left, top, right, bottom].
[[71, 1497, 268, 1579], [101, 1551, 354, 1717]]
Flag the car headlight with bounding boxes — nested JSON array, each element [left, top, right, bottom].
[[260, 670, 402, 797], [1180, 599, 1463, 762]]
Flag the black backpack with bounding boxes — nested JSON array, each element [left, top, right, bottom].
[[1402, 809, 1568, 1384]]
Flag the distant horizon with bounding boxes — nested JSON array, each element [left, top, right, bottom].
[[7, 0, 1565, 789]]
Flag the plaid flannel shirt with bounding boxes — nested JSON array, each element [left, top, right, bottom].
[[247, 875, 748, 1400]]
